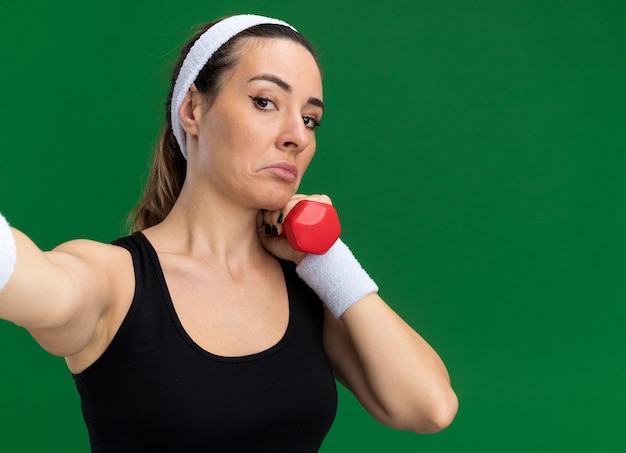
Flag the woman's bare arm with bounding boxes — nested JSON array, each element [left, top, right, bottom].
[[323, 294, 458, 434], [0, 227, 122, 357]]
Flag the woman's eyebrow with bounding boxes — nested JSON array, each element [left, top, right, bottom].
[[307, 97, 324, 112], [249, 73, 324, 112], [249, 73, 292, 91]]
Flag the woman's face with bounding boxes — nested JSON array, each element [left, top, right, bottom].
[[191, 37, 323, 211]]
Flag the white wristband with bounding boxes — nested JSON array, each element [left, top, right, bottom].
[[0, 212, 17, 292], [296, 239, 378, 319]]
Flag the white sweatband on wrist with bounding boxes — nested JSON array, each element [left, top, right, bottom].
[[0, 212, 17, 292], [296, 239, 378, 319], [171, 14, 296, 158]]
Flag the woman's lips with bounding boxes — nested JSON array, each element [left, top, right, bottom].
[[264, 162, 298, 182]]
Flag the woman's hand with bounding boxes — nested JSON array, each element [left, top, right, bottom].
[[257, 193, 333, 264]]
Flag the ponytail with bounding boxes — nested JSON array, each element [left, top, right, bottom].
[[127, 125, 186, 232]]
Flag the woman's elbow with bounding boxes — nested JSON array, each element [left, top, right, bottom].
[[412, 388, 459, 434], [387, 387, 458, 434]]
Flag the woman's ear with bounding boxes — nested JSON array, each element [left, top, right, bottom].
[[178, 83, 201, 137]]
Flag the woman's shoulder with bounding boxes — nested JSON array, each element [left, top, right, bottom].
[[45, 236, 135, 292], [50, 237, 136, 370], [51, 236, 133, 263]]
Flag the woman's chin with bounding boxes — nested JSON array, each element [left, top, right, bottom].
[[257, 189, 297, 211]]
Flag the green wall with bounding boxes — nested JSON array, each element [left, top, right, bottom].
[[1, 1, 625, 451]]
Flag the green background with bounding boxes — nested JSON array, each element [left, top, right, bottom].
[[1, 0, 625, 451]]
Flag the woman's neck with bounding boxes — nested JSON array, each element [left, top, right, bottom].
[[143, 182, 267, 267]]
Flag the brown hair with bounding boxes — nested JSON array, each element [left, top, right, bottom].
[[128, 20, 319, 232]]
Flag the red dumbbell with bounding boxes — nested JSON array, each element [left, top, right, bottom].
[[282, 200, 341, 255]]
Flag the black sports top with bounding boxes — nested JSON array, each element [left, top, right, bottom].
[[73, 232, 337, 452]]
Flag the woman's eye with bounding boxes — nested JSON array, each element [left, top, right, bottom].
[[249, 96, 276, 111], [303, 116, 321, 130]]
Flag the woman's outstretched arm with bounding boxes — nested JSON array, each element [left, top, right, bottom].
[[0, 216, 122, 358]]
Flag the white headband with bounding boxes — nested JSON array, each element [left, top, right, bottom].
[[171, 14, 297, 159]]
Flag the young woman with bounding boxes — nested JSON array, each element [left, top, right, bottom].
[[0, 14, 457, 451]]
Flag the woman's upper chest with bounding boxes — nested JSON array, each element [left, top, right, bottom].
[[158, 252, 290, 357]]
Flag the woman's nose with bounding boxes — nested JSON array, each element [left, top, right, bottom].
[[277, 113, 310, 152]]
